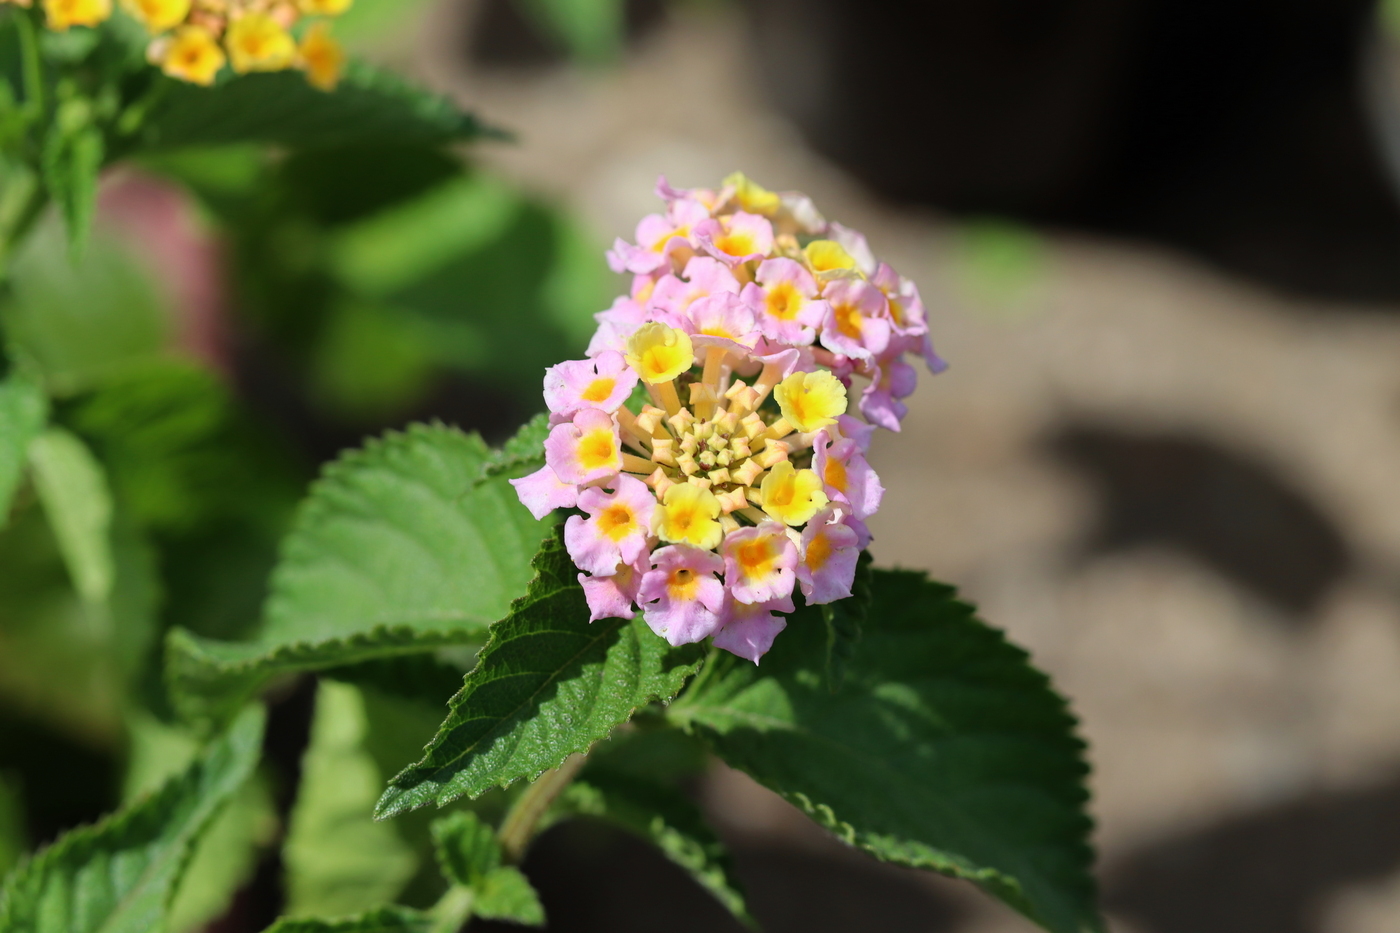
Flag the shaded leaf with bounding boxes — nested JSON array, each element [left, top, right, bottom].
[[27, 427, 112, 603], [671, 570, 1101, 933], [430, 812, 544, 927], [376, 531, 705, 817], [0, 705, 265, 933], [166, 423, 546, 724], [284, 682, 418, 917], [820, 549, 873, 692], [0, 371, 46, 525], [473, 867, 544, 925], [554, 772, 752, 925], [260, 907, 430, 933], [139, 63, 499, 153]]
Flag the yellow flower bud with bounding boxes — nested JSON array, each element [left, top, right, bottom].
[[121, 0, 189, 33], [297, 21, 343, 91], [226, 12, 296, 73], [723, 171, 780, 215], [803, 239, 858, 275], [160, 24, 226, 85]]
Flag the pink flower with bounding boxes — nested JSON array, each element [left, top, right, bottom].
[[544, 408, 622, 485], [638, 545, 726, 646], [713, 594, 793, 664], [687, 292, 761, 352], [819, 279, 890, 360], [812, 430, 884, 520], [580, 555, 647, 622], [742, 258, 826, 345], [797, 507, 862, 604], [544, 351, 639, 417], [872, 262, 927, 342], [836, 414, 876, 452], [587, 296, 651, 357], [510, 465, 578, 520], [721, 521, 797, 605], [606, 199, 710, 274], [860, 357, 918, 431], [564, 475, 657, 576], [649, 257, 741, 317], [695, 212, 774, 266]]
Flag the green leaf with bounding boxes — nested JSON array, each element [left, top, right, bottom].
[[41, 107, 103, 259], [430, 811, 500, 885], [166, 423, 547, 724], [430, 813, 544, 926], [138, 62, 498, 153], [0, 705, 266, 933], [260, 907, 431, 933], [284, 681, 418, 917], [519, 0, 624, 63], [375, 530, 706, 817], [472, 867, 544, 925], [478, 413, 549, 482], [671, 570, 1101, 933], [821, 549, 873, 692], [554, 772, 752, 926], [27, 427, 113, 603], [0, 371, 46, 525], [0, 773, 24, 878]]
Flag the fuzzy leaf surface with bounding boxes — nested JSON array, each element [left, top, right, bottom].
[[139, 63, 496, 153], [376, 531, 705, 816], [167, 424, 545, 724], [671, 570, 1101, 933], [0, 706, 265, 933]]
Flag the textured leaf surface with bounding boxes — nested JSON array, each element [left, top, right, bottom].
[[139, 63, 496, 152], [430, 812, 544, 926], [261, 907, 430, 933], [0, 372, 46, 525], [555, 772, 752, 925], [821, 549, 873, 692], [0, 706, 265, 933], [376, 531, 706, 816], [27, 427, 113, 603], [671, 570, 1101, 933], [167, 424, 546, 724]]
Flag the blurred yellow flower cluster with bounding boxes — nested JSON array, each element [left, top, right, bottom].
[[1, 0, 349, 89]]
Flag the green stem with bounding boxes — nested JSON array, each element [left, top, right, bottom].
[[496, 751, 589, 864], [428, 885, 474, 933]]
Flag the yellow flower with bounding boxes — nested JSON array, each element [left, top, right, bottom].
[[121, 0, 189, 32], [654, 483, 722, 550], [803, 240, 858, 275], [723, 171, 780, 215], [298, 0, 352, 14], [160, 24, 226, 85], [774, 370, 846, 434], [225, 12, 295, 73], [760, 461, 827, 526], [297, 21, 343, 90], [626, 323, 693, 385], [44, 0, 112, 30]]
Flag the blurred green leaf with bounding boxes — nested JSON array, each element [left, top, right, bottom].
[[0, 705, 265, 933], [332, 0, 442, 51], [261, 907, 431, 933], [41, 103, 103, 259], [430, 812, 544, 926], [28, 427, 113, 603], [478, 412, 549, 482], [308, 300, 436, 422], [518, 0, 625, 64], [671, 570, 1101, 933], [953, 216, 1046, 314], [0, 499, 159, 744], [166, 424, 548, 725], [138, 63, 498, 153], [0, 773, 24, 878], [1, 216, 171, 395], [0, 371, 46, 526], [376, 530, 705, 817], [284, 681, 418, 917]]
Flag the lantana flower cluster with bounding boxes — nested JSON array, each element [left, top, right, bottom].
[[4, 0, 348, 89], [513, 174, 945, 663]]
